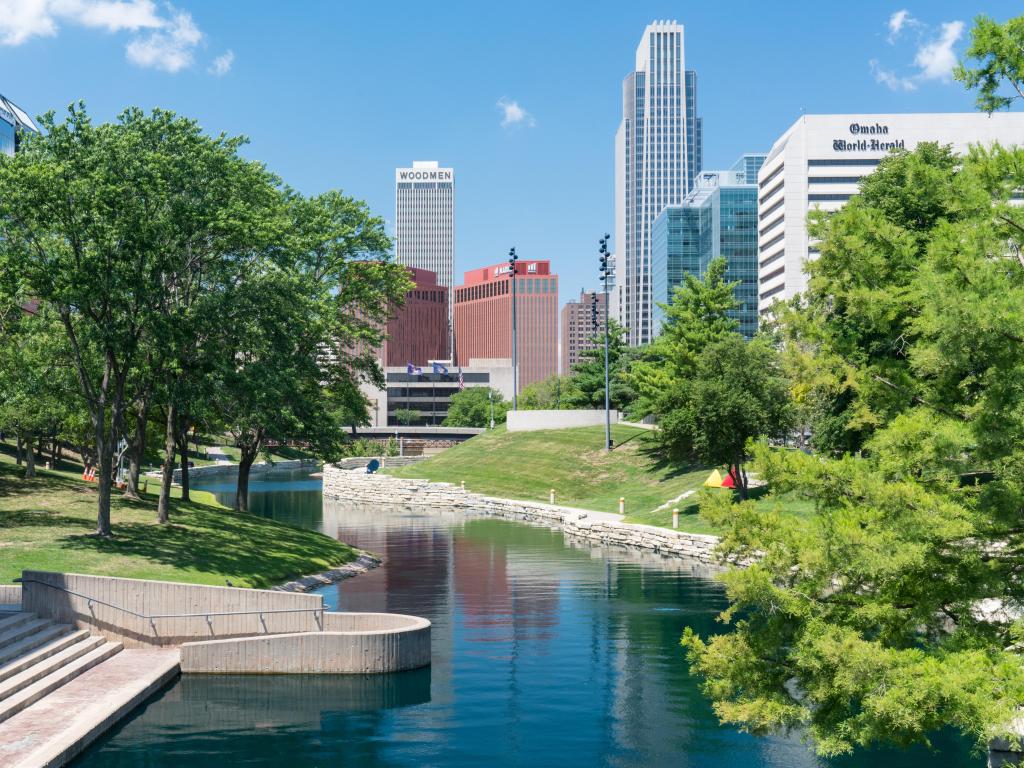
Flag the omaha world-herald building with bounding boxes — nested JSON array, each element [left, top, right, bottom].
[[395, 160, 455, 353], [757, 113, 1024, 315]]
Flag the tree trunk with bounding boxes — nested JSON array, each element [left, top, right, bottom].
[[23, 434, 36, 478], [94, 421, 112, 537], [124, 404, 147, 500], [236, 449, 256, 513], [734, 456, 749, 500], [157, 402, 177, 524], [15, 433, 23, 466], [177, 433, 190, 503]]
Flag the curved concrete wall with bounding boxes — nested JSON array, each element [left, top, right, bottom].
[[180, 612, 431, 674], [22, 571, 324, 648], [506, 409, 619, 432]]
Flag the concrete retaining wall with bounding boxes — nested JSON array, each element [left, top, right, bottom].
[[21, 571, 325, 648], [0, 584, 21, 606], [180, 612, 431, 674], [506, 409, 620, 432], [168, 458, 318, 483], [332, 456, 427, 471], [323, 467, 723, 565]]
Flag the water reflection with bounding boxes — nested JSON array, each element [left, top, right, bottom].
[[75, 479, 980, 767]]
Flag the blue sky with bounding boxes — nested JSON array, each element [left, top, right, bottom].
[[1, 0, 1019, 304]]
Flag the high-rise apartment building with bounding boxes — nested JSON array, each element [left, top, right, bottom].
[[0, 94, 38, 156], [757, 113, 1024, 315], [560, 290, 607, 374], [652, 154, 764, 338], [453, 260, 558, 390], [395, 160, 455, 353], [615, 21, 702, 345]]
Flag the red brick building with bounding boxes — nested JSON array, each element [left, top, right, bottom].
[[382, 267, 448, 366], [453, 260, 558, 390]]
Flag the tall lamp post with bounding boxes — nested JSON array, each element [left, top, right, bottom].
[[508, 247, 519, 411], [598, 234, 612, 451]]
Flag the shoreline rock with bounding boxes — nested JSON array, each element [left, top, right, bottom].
[[274, 552, 382, 592]]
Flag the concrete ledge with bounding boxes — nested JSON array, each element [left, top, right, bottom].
[[506, 409, 619, 432], [0, 649, 180, 768], [180, 612, 431, 674], [22, 571, 324, 648]]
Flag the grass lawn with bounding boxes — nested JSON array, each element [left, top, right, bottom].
[[0, 444, 356, 588], [386, 424, 712, 519], [623, 486, 817, 535]]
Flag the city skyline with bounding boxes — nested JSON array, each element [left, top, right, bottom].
[[0, 1, 1015, 310]]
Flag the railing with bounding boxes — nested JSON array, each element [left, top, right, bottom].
[[16, 577, 325, 633]]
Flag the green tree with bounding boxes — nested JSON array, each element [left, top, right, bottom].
[[518, 375, 578, 410], [682, 138, 1024, 755], [215, 193, 407, 512], [955, 15, 1024, 113], [0, 105, 276, 534], [658, 336, 793, 498], [442, 387, 508, 428], [564, 319, 636, 412], [629, 257, 738, 419], [393, 408, 420, 426]]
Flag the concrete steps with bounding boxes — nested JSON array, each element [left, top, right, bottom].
[[0, 634, 106, 699], [0, 639, 122, 724], [0, 613, 125, 727], [0, 619, 73, 667], [0, 629, 92, 683]]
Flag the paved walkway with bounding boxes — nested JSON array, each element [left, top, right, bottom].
[[0, 649, 180, 768]]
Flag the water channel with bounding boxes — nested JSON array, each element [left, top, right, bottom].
[[75, 468, 979, 767]]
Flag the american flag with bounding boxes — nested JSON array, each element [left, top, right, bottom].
[[458, 366, 464, 390]]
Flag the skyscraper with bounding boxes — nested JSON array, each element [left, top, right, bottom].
[[395, 160, 455, 354], [615, 21, 701, 345], [453, 260, 558, 390], [651, 154, 765, 339]]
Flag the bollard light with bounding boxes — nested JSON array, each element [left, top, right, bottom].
[[549, 488, 555, 504], [618, 497, 625, 515], [672, 508, 680, 529]]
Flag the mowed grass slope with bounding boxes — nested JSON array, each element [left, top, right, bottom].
[[386, 424, 710, 516], [0, 447, 356, 587]]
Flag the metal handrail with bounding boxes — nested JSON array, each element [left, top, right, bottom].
[[16, 577, 325, 632]]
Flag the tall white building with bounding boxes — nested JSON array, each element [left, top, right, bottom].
[[395, 160, 455, 354], [614, 21, 702, 345], [757, 113, 1024, 315], [0, 93, 38, 156]]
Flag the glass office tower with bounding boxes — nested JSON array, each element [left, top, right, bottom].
[[615, 21, 702, 346], [651, 153, 765, 338]]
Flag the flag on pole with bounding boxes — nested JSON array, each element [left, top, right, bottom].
[[407, 362, 422, 375], [432, 362, 449, 375], [458, 366, 465, 390]]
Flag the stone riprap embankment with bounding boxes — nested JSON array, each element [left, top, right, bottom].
[[322, 466, 724, 566], [274, 553, 382, 592]]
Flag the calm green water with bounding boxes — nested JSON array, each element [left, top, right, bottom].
[[74, 470, 979, 767]]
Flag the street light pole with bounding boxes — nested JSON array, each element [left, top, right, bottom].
[[599, 234, 612, 452], [488, 388, 495, 430], [508, 247, 519, 411]]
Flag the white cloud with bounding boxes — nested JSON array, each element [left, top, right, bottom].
[[497, 97, 535, 129], [0, 0, 216, 74], [888, 10, 910, 38], [207, 48, 233, 76], [125, 9, 200, 72], [871, 13, 964, 91], [870, 59, 917, 91], [914, 20, 964, 82], [0, 0, 161, 44]]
